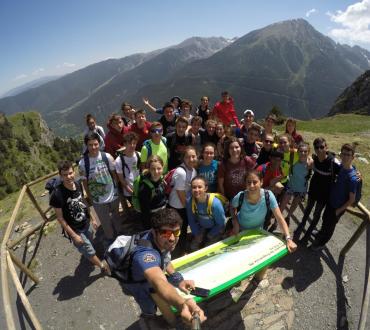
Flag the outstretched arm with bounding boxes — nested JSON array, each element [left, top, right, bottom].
[[143, 97, 159, 113]]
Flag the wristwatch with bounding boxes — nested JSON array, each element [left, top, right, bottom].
[[285, 235, 292, 241]]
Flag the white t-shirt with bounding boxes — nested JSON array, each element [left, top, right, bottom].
[[78, 152, 118, 204], [169, 164, 197, 209], [115, 153, 141, 196]]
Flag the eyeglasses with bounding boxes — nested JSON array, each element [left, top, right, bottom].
[[157, 228, 181, 239], [314, 145, 325, 150], [265, 140, 273, 144], [151, 128, 163, 134]]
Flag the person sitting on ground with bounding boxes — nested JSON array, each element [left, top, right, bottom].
[[242, 123, 261, 159], [186, 176, 226, 251], [310, 144, 360, 251], [189, 116, 203, 155], [260, 114, 278, 142], [121, 102, 135, 126], [211, 91, 240, 128], [83, 114, 105, 154], [166, 117, 194, 170], [142, 96, 181, 116], [200, 119, 219, 145], [231, 170, 296, 244], [277, 134, 299, 187], [296, 138, 340, 243], [256, 149, 285, 197], [179, 99, 193, 125], [127, 109, 152, 151], [235, 109, 259, 139], [50, 160, 109, 273], [140, 122, 168, 173], [195, 96, 211, 127], [120, 208, 206, 325], [218, 137, 256, 201], [279, 142, 313, 226], [285, 117, 303, 147], [168, 146, 198, 253], [256, 133, 275, 166], [137, 155, 167, 229], [79, 132, 120, 242], [115, 132, 141, 209], [198, 143, 219, 193], [104, 113, 125, 157]]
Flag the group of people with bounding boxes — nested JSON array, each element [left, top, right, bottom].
[[49, 91, 361, 326]]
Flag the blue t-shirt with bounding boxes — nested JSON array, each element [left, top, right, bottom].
[[186, 195, 226, 237], [156, 108, 180, 116], [287, 161, 309, 193], [130, 232, 171, 282], [198, 160, 219, 192], [231, 189, 278, 230], [329, 165, 358, 209]]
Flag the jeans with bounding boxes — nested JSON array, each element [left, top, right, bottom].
[[73, 223, 96, 259], [298, 196, 326, 240], [316, 204, 345, 246]]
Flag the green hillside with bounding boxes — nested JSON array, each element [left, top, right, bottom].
[[0, 111, 81, 199]]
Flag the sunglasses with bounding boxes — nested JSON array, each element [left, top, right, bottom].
[[157, 228, 181, 238], [151, 128, 163, 134], [314, 145, 325, 150], [265, 140, 273, 144]]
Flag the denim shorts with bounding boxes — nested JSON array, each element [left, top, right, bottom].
[[73, 223, 96, 259]]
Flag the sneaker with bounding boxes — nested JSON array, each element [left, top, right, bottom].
[[100, 260, 111, 276]]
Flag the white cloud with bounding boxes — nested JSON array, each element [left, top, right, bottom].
[[56, 62, 76, 69], [13, 74, 28, 81], [32, 68, 45, 76], [327, 0, 370, 45], [306, 8, 317, 18]]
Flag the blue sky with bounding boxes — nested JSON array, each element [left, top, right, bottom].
[[1, 0, 369, 96]]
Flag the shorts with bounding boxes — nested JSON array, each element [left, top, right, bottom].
[[73, 223, 96, 259], [285, 188, 306, 200]]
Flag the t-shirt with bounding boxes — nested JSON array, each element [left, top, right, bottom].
[[140, 140, 168, 173], [244, 141, 260, 159], [49, 183, 89, 231], [169, 165, 197, 209], [186, 196, 226, 237], [329, 165, 358, 209], [232, 189, 278, 230], [200, 130, 219, 145], [160, 115, 177, 136], [198, 160, 219, 192], [256, 148, 271, 166], [115, 153, 141, 196], [256, 162, 283, 188], [218, 157, 256, 200], [287, 161, 310, 193], [130, 231, 171, 282], [166, 132, 193, 170], [78, 152, 118, 204]]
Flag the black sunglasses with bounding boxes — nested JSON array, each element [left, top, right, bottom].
[[314, 145, 325, 150]]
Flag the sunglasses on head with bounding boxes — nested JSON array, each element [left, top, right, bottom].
[[157, 228, 181, 238], [314, 145, 325, 150], [151, 128, 163, 134]]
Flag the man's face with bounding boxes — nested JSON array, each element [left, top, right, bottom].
[[122, 106, 132, 118], [87, 120, 96, 130], [60, 168, 75, 185], [125, 140, 137, 154], [155, 225, 181, 251], [206, 123, 216, 135], [221, 94, 229, 103], [314, 143, 327, 157], [135, 113, 146, 127], [176, 122, 188, 136], [164, 107, 174, 121], [340, 149, 354, 166], [87, 139, 100, 156], [244, 113, 254, 125], [247, 129, 259, 143], [191, 121, 201, 134], [201, 98, 209, 106]]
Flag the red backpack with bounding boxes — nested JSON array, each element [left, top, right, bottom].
[[163, 166, 186, 195]]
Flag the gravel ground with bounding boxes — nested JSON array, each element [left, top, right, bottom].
[[1, 208, 370, 330]]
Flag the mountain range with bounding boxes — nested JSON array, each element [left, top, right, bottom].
[[0, 19, 369, 136]]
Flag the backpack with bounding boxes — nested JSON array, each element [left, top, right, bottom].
[[45, 177, 62, 198], [163, 165, 186, 196], [191, 193, 229, 218], [132, 174, 156, 212], [119, 152, 141, 179], [83, 152, 111, 182], [143, 137, 167, 158], [237, 189, 272, 231], [104, 231, 153, 283]]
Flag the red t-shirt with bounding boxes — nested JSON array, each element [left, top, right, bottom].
[[218, 156, 256, 199], [256, 162, 283, 188], [127, 122, 152, 150]]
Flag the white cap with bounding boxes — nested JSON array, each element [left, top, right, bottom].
[[244, 109, 254, 117]]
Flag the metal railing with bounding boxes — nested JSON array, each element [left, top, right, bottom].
[[1, 171, 370, 329]]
